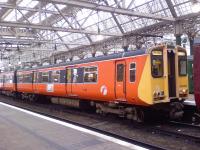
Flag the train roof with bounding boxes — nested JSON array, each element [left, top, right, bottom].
[[17, 49, 146, 72]]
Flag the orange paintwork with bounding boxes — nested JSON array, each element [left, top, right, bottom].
[[0, 54, 148, 106]]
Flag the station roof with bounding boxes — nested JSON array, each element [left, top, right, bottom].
[[0, 0, 199, 69]]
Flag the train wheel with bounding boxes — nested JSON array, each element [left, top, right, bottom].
[[131, 108, 145, 122], [29, 94, 36, 102], [136, 108, 144, 122]]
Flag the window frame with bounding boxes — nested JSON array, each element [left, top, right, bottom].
[[22, 73, 33, 83], [51, 70, 60, 83], [41, 71, 50, 83], [129, 62, 136, 83], [116, 64, 124, 82], [178, 51, 187, 76], [83, 66, 98, 83], [17, 74, 23, 83], [151, 50, 164, 78]]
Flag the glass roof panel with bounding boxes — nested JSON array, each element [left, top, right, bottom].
[[0, 0, 8, 2], [174, 1, 193, 16], [55, 4, 66, 10], [4, 9, 22, 21], [19, 0, 39, 8]]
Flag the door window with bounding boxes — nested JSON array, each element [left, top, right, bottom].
[[130, 63, 136, 82], [117, 64, 124, 82]]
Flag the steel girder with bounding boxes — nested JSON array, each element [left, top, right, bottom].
[[40, 0, 175, 21]]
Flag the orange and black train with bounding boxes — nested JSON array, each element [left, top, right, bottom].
[[0, 44, 188, 121]]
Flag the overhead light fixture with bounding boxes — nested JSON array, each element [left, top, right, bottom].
[[192, 0, 200, 13]]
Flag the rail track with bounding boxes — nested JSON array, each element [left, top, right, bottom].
[[146, 124, 200, 143], [0, 95, 200, 150]]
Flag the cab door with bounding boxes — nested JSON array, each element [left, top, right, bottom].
[[115, 60, 126, 100], [167, 50, 176, 97]]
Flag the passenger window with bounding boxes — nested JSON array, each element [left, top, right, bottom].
[[130, 63, 136, 82], [23, 73, 32, 83], [52, 70, 60, 83], [41, 72, 49, 83], [84, 67, 98, 83], [117, 64, 124, 82], [17, 74, 23, 83], [72, 68, 78, 83], [151, 50, 163, 78]]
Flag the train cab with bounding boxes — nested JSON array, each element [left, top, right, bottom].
[[139, 45, 188, 105], [137, 44, 188, 119]]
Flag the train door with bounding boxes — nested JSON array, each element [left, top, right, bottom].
[[14, 71, 17, 91], [66, 68, 72, 95], [33, 71, 38, 93], [115, 60, 126, 100], [167, 50, 176, 97]]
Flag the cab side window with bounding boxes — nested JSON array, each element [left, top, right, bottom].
[[178, 51, 187, 76], [151, 50, 163, 78]]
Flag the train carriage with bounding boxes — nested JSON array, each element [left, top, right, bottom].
[[0, 44, 188, 121]]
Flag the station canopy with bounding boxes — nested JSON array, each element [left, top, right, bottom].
[[0, 0, 199, 68]]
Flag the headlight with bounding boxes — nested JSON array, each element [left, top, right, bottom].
[[179, 89, 188, 96], [153, 90, 165, 100]]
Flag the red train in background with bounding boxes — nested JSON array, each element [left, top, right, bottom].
[[0, 44, 189, 121], [194, 37, 200, 110]]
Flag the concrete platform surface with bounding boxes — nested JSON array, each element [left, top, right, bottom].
[[0, 102, 146, 150]]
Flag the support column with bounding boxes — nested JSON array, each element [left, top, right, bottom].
[[175, 21, 183, 46], [188, 32, 195, 55], [122, 38, 129, 52], [176, 34, 182, 46], [122, 45, 129, 52]]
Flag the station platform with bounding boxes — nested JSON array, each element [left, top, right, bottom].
[[0, 102, 146, 150]]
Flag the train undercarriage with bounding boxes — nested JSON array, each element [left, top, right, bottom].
[[0, 90, 185, 122]]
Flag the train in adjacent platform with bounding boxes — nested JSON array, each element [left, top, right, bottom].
[[0, 44, 189, 121], [194, 38, 200, 110]]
